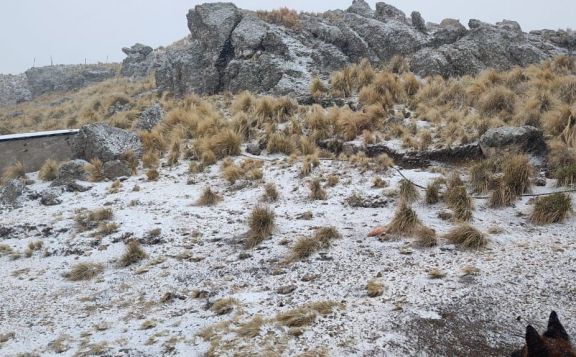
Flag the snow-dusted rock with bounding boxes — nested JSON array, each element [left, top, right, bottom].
[[103, 160, 131, 180], [479, 126, 547, 158], [73, 123, 142, 163], [135, 103, 165, 131], [57, 159, 89, 181], [0, 179, 26, 209]]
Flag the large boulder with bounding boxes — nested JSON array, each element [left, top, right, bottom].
[[120, 43, 154, 78], [57, 159, 89, 181], [0, 180, 26, 210], [103, 160, 131, 179], [479, 126, 547, 158], [154, 1, 568, 98], [135, 103, 165, 131], [73, 124, 142, 163]]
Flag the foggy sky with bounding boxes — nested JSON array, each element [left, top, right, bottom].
[[1, 0, 574, 74]]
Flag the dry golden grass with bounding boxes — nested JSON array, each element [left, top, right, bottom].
[[267, 132, 296, 155], [469, 159, 499, 194], [444, 224, 488, 249], [122, 150, 139, 175], [263, 182, 279, 202], [256, 8, 301, 30], [387, 201, 420, 236], [65, 262, 104, 281], [75, 208, 113, 232], [196, 187, 222, 206], [96, 222, 119, 237], [1, 161, 26, 181], [231, 91, 255, 114], [85, 158, 104, 182], [372, 176, 388, 188], [398, 179, 420, 203], [200, 128, 241, 159], [425, 182, 440, 204], [489, 181, 516, 208], [146, 168, 159, 181], [415, 226, 437, 247], [38, 159, 59, 181], [246, 206, 275, 248], [428, 268, 446, 279], [119, 240, 147, 267], [445, 176, 473, 221], [310, 77, 328, 100], [142, 150, 160, 169], [211, 297, 238, 315], [235, 316, 264, 338], [276, 301, 340, 328], [366, 280, 384, 297], [309, 179, 327, 200], [555, 164, 576, 186], [502, 154, 533, 196], [289, 236, 322, 261], [530, 193, 573, 224]]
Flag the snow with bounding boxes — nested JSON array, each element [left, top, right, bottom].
[[0, 154, 575, 356]]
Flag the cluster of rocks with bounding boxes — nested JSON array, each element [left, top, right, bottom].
[[119, 0, 571, 99], [0, 64, 118, 107]]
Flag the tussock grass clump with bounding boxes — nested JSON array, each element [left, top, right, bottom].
[[489, 181, 516, 208], [289, 236, 321, 261], [256, 8, 301, 30], [2, 161, 26, 181], [246, 206, 275, 248], [300, 154, 320, 177], [310, 77, 328, 100], [201, 129, 242, 159], [139, 130, 167, 153], [222, 164, 244, 184], [263, 182, 279, 202], [75, 208, 113, 231], [387, 201, 420, 235], [38, 159, 59, 181], [309, 179, 327, 200], [142, 150, 160, 169], [502, 154, 533, 196], [231, 91, 255, 114], [85, 158, 104, 182], [372, 176, 387, 188], [366, 280, 384, 297], [267, 132, 296, 155], [327, 175, 340, 187], [425, 182, 440, 204], [65, 262, 104, 281], [196, 187, 222, 206], [444, 224, 488, 249], [469, 159, 499, 194], [530, 193, 572, 225], [211, 297, 238, 315], [428, 268, 446, 279], [146, 168, 159, 181], [96, 222, 119, 237], [445, 176, 473, 221], [555, 164, 576, 186], [276, 301, 340, 328], [398, 179, 419, 203], [122, 149, 139, 175], [415, 226, 437, 247], [119, 240, 147, 267], [477, 85, 516, 116], [235, 316, 264, 338]]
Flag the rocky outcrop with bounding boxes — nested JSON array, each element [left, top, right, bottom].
[[73, 123, 142, 163], [152, 1, 567, 99], [479, 126, 547, 158], [0, 74, 32, 106], [120, 43, 170, 78], [57, 159, 89, 181], [25, 64, 118, 98]]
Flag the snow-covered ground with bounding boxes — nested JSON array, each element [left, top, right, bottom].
[[1, 155, 575, 356]]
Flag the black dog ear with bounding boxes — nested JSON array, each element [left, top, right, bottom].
[[544, 311, 570, 341], [526, 325, 548, 357]]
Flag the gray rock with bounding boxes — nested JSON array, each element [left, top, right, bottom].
[[102, 160, 131, 179], [58, 159, 89, 181], [73, 123, 142, 162], [411, 11, 427, 33], [155, 1, 568, 98], [0, 180, 26, 209], [51, 178, 91, 192], [40, 187, 63, 206], [0, 74, 32, 107], [135, 103, 165, 131], [25, 64, 117, 98], [246, 143, 262, 156], [479, 126, 547, 158], [374, 2, 406, 22], [347, 0, 374, 18], [121, 43, 154, 78]]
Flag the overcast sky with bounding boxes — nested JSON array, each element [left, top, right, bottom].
[[1, 0, 574, 74]]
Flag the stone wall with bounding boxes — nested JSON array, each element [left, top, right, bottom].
[[0, 130, 78, 173]]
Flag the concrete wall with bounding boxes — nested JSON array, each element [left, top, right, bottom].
[[0, 130, 78, 173]]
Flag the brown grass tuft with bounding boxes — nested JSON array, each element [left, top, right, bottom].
[[267, 132, 296, 155], [146, 168, 159, 181], [502, 154, 533, 196], [398, 179, 420, 203], [196, 187, 222, 206], [256, 8, 301, 30], [387, 201, 420, 235], [415, 226, 437, 247], [2, 161, 26, 181], [119, 240, 147, 267], [530, 193, 572, 225], [444, 224, 488, 249], [309, 179, 327, 200], [38, 159, 59, 181], [65, 262, 104, 281], [85, 158, 104, 182], [75, 208, 113, 231], [263, 182, 279, 202], [211, 297, 238, 315], [246, 206, 275, 248], [366, 280, 384, 297]]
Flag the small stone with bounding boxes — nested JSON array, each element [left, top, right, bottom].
[[276, 284, 297, 295]]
